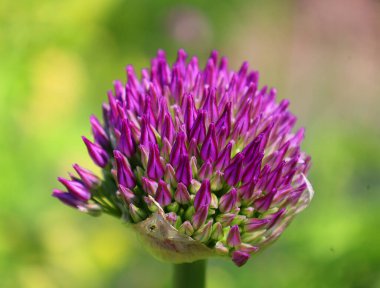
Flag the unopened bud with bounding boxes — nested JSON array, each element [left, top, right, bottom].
[[211, 222, 224, 241], [178, 220, 194, 236], [129, 203, 147, 223], [193, 220, 213, 243]]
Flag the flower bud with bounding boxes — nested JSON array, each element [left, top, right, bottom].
[[129, 203, 147, 223], [232, 250, 250, 267], [215, 241, 229, 256], [192, 205, 209, 230], [179, 221, 194, 236], [163, 164, 177, 188], [73, 164, 100, 189], [114, 150, 136, 189], [58, 177, 91, 201], [174, 183, 191, 205], [147, 144, 165, 180], [219, 188, 237, 213], [155, 180, 172, 207], [211, 222, 224, 241], [226, 225, 241, 247], [82, 136, 109, 168], [194, 180, 211, 211], [193, 220, 213, 243]]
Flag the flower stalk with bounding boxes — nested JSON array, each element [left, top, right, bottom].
[[173, 260, 206, 288]]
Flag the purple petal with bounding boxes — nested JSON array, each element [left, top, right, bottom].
[[254, 189, 276, 212], [194, 180, 211, 211], [244, 218, 271, 232], [241, 152, 263, 184], [183, 94, 197, 133], [232, 250, 250, 267], [164, 163, 177, 186], [242, 133, 263, 165], [267, 208, 286, 229], [215, 102, 231, 140], [198, 161, 212, 180], [202, 88, 218, 122], [140, 116, 157, 146], [73, 164, 100, 189], [174, 183, 191, 204], [226, 225, 241, 247], [147, 144, 165, 180], [52, 189, 87, 209], [117, 119, 135, 157], [90, 115, 109, 148], [114, 150, 136, 189], [170, 131, 187, 168], [161, 113, 175, 143], [82, 136, 109, 168], [118, 185, 135, 203], [155, 180, 172, 207], [188, 138, 199, 158], [265, 161, 285, 193], [175, 154, 192, 186], [224, 152, 244, 186], [219, 188, 237, 213], [58, 177, 91, 201], [214, 142, 232, 171], [189, 110, 206, 143], [141, 177, 158, 196], [192, 205, 209, 229], [200, 123, 218, 162]]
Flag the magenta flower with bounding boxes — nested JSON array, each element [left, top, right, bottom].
[[53, 49, 313, 267]]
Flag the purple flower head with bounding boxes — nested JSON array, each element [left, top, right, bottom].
[[54, 49, 313, 267]]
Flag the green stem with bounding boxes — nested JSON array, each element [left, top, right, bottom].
[[173, 260, 206, 288]]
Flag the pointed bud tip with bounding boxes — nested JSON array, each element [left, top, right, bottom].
[[232, 250, 250, 267]]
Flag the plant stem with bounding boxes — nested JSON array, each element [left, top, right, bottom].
[[173, 260, 207, 288]]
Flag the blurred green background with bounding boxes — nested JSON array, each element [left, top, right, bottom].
[[1, 0, 380, 287]]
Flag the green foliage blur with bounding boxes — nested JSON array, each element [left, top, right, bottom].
[[1, 0, 379, 287]]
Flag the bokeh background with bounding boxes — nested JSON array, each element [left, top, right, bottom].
[[1, 0, 380, 287]]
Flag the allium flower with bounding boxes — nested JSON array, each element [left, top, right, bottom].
[[53, 49, 313, 267]]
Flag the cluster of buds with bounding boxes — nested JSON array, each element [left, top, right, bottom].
[[53, 50, 313, 267]]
